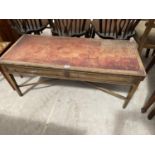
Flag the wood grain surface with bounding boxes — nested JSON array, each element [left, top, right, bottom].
[[0, 35, 145, 75]]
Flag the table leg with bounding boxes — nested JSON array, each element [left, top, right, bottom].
[[9, 74, 23, 96], [1, 66, 22, 96], [0, 67, 15, 90], [123, 83, 139, 109], [141, 90, 155, 113]]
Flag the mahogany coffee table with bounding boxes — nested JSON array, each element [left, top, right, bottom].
[[0, 35, 146, 108]]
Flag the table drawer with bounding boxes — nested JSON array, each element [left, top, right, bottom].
[[6, 65, 79, 79], [5, 65, 139, 84]]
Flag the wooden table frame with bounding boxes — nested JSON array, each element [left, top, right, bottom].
[[0, 60, 144, 109], [0, 35, 146, 109]]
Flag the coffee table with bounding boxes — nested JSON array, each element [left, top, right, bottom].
[[0, 35, 146, 108]]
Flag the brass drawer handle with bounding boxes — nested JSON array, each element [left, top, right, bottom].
[[30, 70, 37, 73]]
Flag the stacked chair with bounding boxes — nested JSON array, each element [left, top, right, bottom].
[[90, 19, 140, 40], [134, 20, 155, 56], [48, 19, 91, 37], [9, 19, 48, 35]]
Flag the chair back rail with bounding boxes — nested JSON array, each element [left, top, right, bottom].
[[136, 19, 155, 56], [48, 19, 91, 37], [91, 19, 140, 40], [9, 19, 48, 35]]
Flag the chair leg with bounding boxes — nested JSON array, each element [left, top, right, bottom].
[[148, 107, 155, 120], [146, 55, 155, 73], [141, 90, 155, 113], [152, 49, 155, 56], [145, 49, 150, 58]]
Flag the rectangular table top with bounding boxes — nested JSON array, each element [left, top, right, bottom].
[[0, 35, 145, 77]]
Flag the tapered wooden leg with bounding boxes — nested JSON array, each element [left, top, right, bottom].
[[1, 66, 22, 96], [152, 49, 155, 56], [9, 74, 23, 96], [148, 107, 155, 120], [123, 83, 139, 109], [146, 55, 155, 73], [145, 49, 150, 58], [141, 90, 155, 113], [0, 67, 15, 90]]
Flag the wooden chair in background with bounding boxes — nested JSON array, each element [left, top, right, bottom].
[[134, 20, 155, 56], [0, 19, 19, 42], [91, 19, 140, 40], [6, 19, 48, 79], [0, 19, 20, 83], [141, 90, 155, 120], [134, 20, 155, 73], [145, 55, 155, 73], [48, 19, 91, 37], [9, 19, 48, 35], [139, 20, 155, 120]]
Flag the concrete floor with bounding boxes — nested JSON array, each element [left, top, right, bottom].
[[0, 32, 155, 134]]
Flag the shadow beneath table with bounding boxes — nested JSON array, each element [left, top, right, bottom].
[[94, 83, 129, 94], [22, 77, 59, 95], [21, 76, 36, 85], [19, 76, 130, 96], [0, 113, 86, 135]]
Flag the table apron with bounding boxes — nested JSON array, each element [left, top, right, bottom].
[[4, 65, 142, 85]]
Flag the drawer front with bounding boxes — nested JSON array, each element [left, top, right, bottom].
[[6, 65, 79, 79], [5, 65, 139, 84]]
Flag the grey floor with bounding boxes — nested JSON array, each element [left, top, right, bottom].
[[0, 31, 155, 134]]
